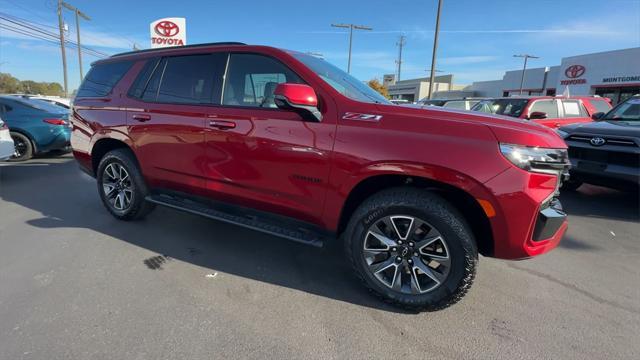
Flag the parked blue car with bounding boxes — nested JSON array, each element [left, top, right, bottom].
[[0, 95, 71, 161]]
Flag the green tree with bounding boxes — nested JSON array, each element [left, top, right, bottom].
[[0, 73, 64, 96], [0, 73, 23, 93], [367, 78, 389, 99]]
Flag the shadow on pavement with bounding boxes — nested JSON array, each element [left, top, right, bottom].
[[0, 156, 406, 313], [559, 184, 640, 222]]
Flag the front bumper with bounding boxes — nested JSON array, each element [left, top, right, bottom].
[[482, 167, 568, 259]]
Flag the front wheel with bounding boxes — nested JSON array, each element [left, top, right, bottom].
[[96, 149, 155, 220], [344, 188, 478, 311]]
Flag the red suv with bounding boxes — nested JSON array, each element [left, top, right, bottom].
[[72, 43, 570, 310], [471, 96, 612, 129]]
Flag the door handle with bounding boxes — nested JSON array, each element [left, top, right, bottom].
[[132, 114, 151, 122], [209, 120, 236, 130]]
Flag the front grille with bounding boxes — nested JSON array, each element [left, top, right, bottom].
[[566, 135, 638, 147], [569, 147, 640, 168]]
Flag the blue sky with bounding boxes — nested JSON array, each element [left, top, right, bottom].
[[1, 0, 639, 91]]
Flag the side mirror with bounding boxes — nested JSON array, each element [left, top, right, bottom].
[[529, 111, 547, 120], [591, 112, 605, 120], [274, 83, 322, 122]]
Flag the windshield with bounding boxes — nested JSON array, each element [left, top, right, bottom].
[[292, 53, 391, 105], [602, 98, 640, 122], [471, 99, 529, 118]]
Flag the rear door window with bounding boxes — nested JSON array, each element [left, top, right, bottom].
[[528, 100, 559, 118], [139, 53, 227, 104], [560, 100, 587, 118], [76, 61, 133, 98]]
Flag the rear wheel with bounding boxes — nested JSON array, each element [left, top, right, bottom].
[[8, 132, 33, 162], [344, 187, 478, 311], [96, 149, 155, 220]]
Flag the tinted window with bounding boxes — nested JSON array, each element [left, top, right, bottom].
[[442, 100, 467, 110], [603, 98, 640, 121], [223, 54, 304, 108], [128, 58, 161, 99], [142, 59, 165, 102], [529, 100, 558, 118], [76, 61, 132, 98], [471, 99, 529, 118], [560, 100, 586, 118], [140, 54, 226, 104], [590, 99, 611, 114]]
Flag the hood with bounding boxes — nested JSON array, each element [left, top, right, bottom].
[[375, 104, 566, 149], [560, 120, 640, 138]]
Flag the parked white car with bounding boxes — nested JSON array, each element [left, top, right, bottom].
[[0, 116, 15, 160]]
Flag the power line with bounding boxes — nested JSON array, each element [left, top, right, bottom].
[[0, 19, 108, 58], [0, 14, 109, 57]]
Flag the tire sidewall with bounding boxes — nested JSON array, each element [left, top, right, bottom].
[[9, 132, 33, 162], [96, 150, 146, 219], [347, 192, 477, 308]]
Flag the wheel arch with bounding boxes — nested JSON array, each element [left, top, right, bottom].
[[91, 138, 136, 175], [9, 128, 38, 153], [337, 173, 495, 257]]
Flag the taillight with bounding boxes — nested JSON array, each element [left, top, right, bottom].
[[43, 118, 68, 126]]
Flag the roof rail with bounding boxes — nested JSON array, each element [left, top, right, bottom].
[[110, 42, 247, 58]]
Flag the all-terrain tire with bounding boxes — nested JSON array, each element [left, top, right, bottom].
[[96, 148, 155, 220], [344, 187, 478, 311]]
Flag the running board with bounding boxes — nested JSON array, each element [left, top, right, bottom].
[[145, 194, 329, 247]]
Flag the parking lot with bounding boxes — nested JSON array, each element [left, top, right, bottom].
[[0, 154, 638, 360]]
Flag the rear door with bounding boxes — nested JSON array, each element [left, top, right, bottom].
[[125, 53, 227, 196], [201, 52, 337, 225], [557, 99, 593, 127]]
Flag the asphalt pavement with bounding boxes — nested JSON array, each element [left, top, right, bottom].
[[1, 154, 639, 360]]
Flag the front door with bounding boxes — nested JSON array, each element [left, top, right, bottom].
[[202, 53, 337, 225]]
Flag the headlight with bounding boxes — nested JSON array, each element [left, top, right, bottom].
[[499, 143, 569, 174], [555, 129, 569, 139]]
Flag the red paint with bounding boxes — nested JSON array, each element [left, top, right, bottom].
[[72, 44, 569, 260], [274, 83, 318, 106]]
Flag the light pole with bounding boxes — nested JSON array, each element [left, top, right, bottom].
[[396, 35, 406, 81], [331, 23, 373, 73], [57, 0, 68, 97], [427, 0, 443, 99], [513, 54, 539, 95], [62, 1, 90, 83]]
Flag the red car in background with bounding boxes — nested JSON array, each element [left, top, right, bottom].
[[471, 96, 612, 129]]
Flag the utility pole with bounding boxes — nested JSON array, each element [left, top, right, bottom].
[[57, 0, 68, 97], [513, 54, 539, 95], [331, 23, 373, 73], [396, 35, 406, 81], [427, 0, 444, 99], [62, 1, 90, 83]]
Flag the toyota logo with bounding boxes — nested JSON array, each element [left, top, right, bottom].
[[565, 65, 586, 79], [155, 21, 179, 37], [590, 137, 606, 146]]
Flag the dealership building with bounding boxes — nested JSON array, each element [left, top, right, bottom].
[[430, 47, 640, 105]]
